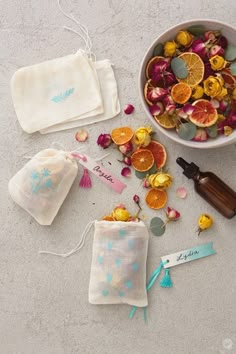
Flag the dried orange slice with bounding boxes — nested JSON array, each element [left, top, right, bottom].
[[190, 99, 218, 127], [145, 140, 167, 169], [145, 56, 165, 79], [171, 82, 192, 104], [145, 188, 167, 209], [102, 215, 115, 221], [154, 112, 176, 129], [177, 52, 204, 86], [111, 127, 134, 145], [131, 149, 154, 172], [144, 80, 155, 106]]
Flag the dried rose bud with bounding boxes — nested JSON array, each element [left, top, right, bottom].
[[75, 129, 88, 142], [217, 36, 228, 49], [219, 100, 228, 112], [143, 178, 150, 188], [204, 30, 216, 42], [192, 128, 208, 142], [124, 104, 135, 115], [149, 102, 164, 116], [118, 141, 133, 154], [166, 207, 180, 221], [147, 87, 168, 103], [97, 134, 112, 149], [121, 167, 131, 177], [165, 104, 176, 115], [209, 45, 224, 58], [191, 39, 208, 60], [133, 194, 140, 203]]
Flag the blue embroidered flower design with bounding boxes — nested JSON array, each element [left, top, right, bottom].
[[31, 168, 53, 194], [51, 88, 75, 103]]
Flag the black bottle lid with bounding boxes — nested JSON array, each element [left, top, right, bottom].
[[176, 157, 199, 179]]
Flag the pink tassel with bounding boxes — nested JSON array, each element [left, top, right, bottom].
[[79, 168, 92, 188]]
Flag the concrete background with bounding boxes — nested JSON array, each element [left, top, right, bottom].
[[0, 0, 236, 353]]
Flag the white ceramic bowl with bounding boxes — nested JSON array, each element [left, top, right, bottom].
[[139, 19, 236, 149]]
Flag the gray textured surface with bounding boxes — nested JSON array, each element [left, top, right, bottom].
[[1, 1, 236, 353]]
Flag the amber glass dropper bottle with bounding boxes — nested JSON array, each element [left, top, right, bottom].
[[176, 157, 236, 219]]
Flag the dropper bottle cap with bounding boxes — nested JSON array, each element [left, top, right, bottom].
[[176, 157, 199, 179]]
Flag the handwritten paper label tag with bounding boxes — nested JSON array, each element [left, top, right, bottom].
[[76, 153, 126, 194], [161, 242, 216, 268]]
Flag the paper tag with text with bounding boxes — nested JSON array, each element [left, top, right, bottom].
[[76, 153, 126, 194], [161, 242, 216, 268]]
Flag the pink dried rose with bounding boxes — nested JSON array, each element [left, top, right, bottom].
[[176, 187, 187, 199], [166, 207, 180, 221], [118, 156, 132, 166], [147, 87, 168, 103], [217, 36, 228, 49], [209, 45, 224, 57], [149, 102, 164, 116], [118, 141, 133, 154], [97, 134, 112, 149], [191, 39, 208, 60], [192, 128, 208, 142], [124, 104, 135, 115], [142, 178, 150, 188], [121, 167, 131, 177], [75, 129, 88, 142]]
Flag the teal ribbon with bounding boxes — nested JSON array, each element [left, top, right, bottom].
[[129, 260, 168, 319]]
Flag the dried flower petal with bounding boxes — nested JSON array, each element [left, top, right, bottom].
[[166, 206, 180, 221], [75, 129, 88, 142], [97, 134, 112, 149], [121, 167, 131, 177], [149, 102, 164, 116], [118, 141, 133, 154], [176, 187, 187, 199], [124, 104, 135, 115], [182, 103, 195, 115]]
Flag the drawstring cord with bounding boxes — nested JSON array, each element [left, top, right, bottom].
[[39, 221, 94, 257]]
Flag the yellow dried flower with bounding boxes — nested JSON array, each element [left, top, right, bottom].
[[176, 30, 193, 46], [148, 173, 173, 189], [134, 126, 152, 147], [191, 85, 204, 100], [224, 126, 233, 136], [112, 207, 130, 221], [198, 214, 213, 235], [203, 76, 227, 99], [164, 41, 177, 57], [209, 55, 226, 71]]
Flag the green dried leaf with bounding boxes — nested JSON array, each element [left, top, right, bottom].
[[229, 61, 236, 75], [150, 217, 166, 236], [178, 122, 197, 140], [135, 164, 157, 179], [187, 25, 205, 36], [206, 124, 218, 138], [225, 44, 236, 61], [171, 57, 188, 79], [153, 43, 164, 57]]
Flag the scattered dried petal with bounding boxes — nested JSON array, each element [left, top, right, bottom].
[[75, 129, 88, 142], [124, 104, 135, 115], [176, 187, 187, 199], [121, 167, 131, 177]]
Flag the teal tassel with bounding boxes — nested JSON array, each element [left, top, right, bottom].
[[160, 268, 173, 288]]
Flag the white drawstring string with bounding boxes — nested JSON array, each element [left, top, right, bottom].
[[39, 220, 94, 257], [57, 0, 93, 58]]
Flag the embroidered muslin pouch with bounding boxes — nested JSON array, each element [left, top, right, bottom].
[[8, 149, 78, 225], [40, 59, 120, 133], [89, 220, 149, 307], [11, 50, 103, 133]]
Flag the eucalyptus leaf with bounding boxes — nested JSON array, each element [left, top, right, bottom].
[[135, 164, 157, 179], [229, 61, 236, 75], [153, 43, 164, 57], [206, 124, 218, 138], [225, 44, 236, 61], [150, 217, 166, 236], [178, 122, 197, 140], [187, 25, 205, 36], [171, 57, 188, 79]]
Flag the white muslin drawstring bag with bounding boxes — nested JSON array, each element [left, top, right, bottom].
[[8, 149, 78, 225], [89, 221, 149, 307], [10, 0, 120, 134], [40, 220, 149, 307]]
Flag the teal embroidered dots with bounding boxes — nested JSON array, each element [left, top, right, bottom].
[[115, 258, 122, 267], [128, 239, 135, 250], [118, 229, 127, 238], [31, 168, 52, 194], [125, 280, 133, 289], [97, 256, 103, 265], [51, 88, 75, 103], [102, 289, 109, 297], [106, 273, 112, 283], [107, 241, 113, 250], [118, 291, 125, 297], [132, 263, 139, 272]]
